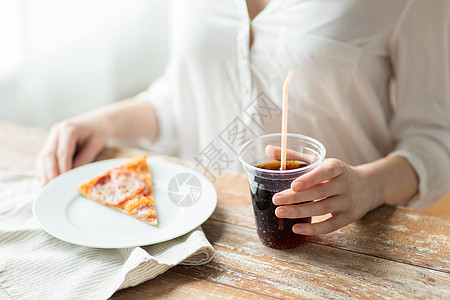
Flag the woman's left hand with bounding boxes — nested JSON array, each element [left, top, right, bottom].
[[272, 158, 385, 235]]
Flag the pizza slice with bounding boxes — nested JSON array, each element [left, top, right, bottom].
[[78, 154, 157, 226]]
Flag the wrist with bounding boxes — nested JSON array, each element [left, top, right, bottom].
[[354, 164, 387, 211], [99, 99, 158, 141], [101, 110, 117, 139], [356, 156, 418, 207]]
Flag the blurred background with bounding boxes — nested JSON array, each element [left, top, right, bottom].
[[0, 0, 168, 129]]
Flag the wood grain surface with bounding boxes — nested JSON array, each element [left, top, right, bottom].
[[1, 120, 449, 299]]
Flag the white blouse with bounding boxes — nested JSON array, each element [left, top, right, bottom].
[[137, 0, 450, 209]]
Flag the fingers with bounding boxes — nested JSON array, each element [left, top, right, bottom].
[[290, 158, 345, 192], [292, 212, 352, 235], [264, 145, 307, 161], [273, 175, 344, 205], [35, 113, 110, 186], [56, 122, 77, 173], [269, 158, 365, 235], [36, 154, 59, 186], [36, 121, 83, 185], [275, 196, 343, 219], [36, 127, 61, 185]]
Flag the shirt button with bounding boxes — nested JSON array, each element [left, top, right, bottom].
[[241, 87, 249, 94], [240, 52, 247, 59]]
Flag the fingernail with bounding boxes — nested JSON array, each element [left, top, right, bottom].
[[293, 225, 305, 234], [291, 181, 303, 191], [277, 208, 288, 218], [272, 194, 284, 204]]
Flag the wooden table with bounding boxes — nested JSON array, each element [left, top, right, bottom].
[[1, 120, 449, 299]]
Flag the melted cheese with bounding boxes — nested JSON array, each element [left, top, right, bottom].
[[90, 169, 144, 206]]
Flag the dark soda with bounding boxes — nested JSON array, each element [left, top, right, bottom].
[[250, 160, 311, 249]]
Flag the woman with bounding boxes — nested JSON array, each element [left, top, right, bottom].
[[36, 0, 450, 235]]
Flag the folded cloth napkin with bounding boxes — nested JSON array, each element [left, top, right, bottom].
[[0, 170, 215, 300]]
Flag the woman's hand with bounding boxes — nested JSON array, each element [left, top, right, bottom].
[[272, 158, 385, 235], [36, 112, 111, 185], [265, 145, 418, 235], [36, 99, 159, 185]]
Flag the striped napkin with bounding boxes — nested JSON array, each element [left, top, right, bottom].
[[0, 171, 215, 300]]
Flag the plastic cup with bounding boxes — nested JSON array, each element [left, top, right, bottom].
[[238, 133, 326, 249]]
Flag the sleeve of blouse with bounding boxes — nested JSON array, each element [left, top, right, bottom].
[[134, 65, 179, 155], [388, 0, 450, 209]]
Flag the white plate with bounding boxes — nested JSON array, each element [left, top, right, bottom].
[[33, 157, 217, 248]]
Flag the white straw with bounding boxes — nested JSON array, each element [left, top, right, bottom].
[[281, 71, 293, 170]]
